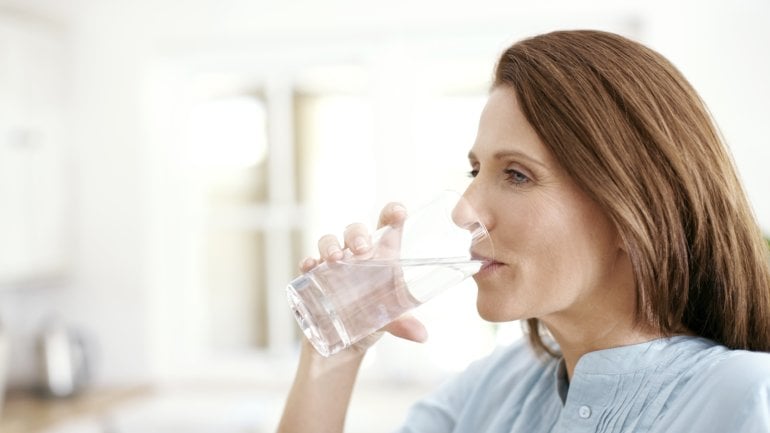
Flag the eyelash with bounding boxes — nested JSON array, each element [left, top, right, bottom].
[[504, 169, 531, 185], [467, 168, 531, 185]]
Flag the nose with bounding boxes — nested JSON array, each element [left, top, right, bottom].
[[451, 196, 477, 230], [451, 186, 492, 244]]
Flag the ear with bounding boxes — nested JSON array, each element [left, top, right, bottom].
[[615, 229, 628, 253]]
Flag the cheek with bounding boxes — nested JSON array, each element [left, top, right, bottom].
[[517, 198, 617, 295], [541, 210, 619, 293], [516, 199, 572, 260]]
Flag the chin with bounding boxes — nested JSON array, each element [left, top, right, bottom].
[[476, 296, 519, 322], [474, 276, 522, 322]]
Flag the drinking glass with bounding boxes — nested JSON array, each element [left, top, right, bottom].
[[287, 191, 492, 357]]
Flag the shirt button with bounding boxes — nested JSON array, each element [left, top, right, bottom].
[[578, 405, 592, 419]]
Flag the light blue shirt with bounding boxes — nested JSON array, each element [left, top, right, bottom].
[[394, 336, 770, 432]]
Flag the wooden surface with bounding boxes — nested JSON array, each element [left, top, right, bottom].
[[0, 387, 150, 433]]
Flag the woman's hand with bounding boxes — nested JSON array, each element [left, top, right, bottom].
[[299, 202, 428, 356], [279, 202, 429, 433]]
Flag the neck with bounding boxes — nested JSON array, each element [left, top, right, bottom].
[[541, 248, 667, 379], [543, 315, 662, 380]]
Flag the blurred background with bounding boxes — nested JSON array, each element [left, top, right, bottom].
[[0, 0, 768, 432]]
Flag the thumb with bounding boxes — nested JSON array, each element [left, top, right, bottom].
[[384, 314, 428, 343]]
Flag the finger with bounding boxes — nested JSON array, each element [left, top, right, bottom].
[[343, 222, 372, 255], [383, 314, 428, 343], [377, 202, 408, 229], [318, 234, 344, 261], [299, 257, 318, 273], [376, 203, 407, 258]]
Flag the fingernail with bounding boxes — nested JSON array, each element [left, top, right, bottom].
[[392, 204, 407, 215], [301, 257, 315, 269], [353, 236, 369, 252], [327, 245, 343, 260]]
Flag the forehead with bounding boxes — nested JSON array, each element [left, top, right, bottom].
[[469, 86, 553, 166]]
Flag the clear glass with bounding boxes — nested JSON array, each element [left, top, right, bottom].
[[287, 191, 492, 357]]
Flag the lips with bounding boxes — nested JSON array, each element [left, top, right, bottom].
[[471, 251, 503, 273]]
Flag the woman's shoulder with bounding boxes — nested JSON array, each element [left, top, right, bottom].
[[456, 337, 558, 390], [669, 338, 770, 394], [395, 338, 561, 431], [656, 347, 770, 432], [704, 348, 770, 388], [677, 343, 770, 410]]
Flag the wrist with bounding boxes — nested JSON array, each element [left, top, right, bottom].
[[300, 339, 366, 371]]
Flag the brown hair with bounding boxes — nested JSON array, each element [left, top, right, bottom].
[[493, 30, 770, 355]]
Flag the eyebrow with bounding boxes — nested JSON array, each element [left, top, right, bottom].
[[467, 150, 547, 169]]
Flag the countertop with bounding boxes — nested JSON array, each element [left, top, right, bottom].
[[0, 387, 151, 433]]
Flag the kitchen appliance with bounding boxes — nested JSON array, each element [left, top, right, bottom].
[[37, 319, 90, 398], [0, 319, 8, 415]]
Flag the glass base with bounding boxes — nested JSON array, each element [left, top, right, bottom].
[[286, 274, 349, 357]]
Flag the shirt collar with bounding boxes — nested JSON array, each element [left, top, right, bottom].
[[572, 335, 715, 376]]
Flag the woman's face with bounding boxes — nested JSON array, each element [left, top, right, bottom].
[[464, 86, 633, 326]]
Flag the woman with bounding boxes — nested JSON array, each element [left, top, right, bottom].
[[277, 30, 770, 432]]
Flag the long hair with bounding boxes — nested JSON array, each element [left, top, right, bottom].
[[494, 30, 770, 354]]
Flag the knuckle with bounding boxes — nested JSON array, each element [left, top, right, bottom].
[[298, 257, 315, 270], [318, 233, 338, 245], [343, 222, 367, 235]]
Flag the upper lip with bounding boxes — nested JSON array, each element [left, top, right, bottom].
[[471, 251, 498, 264]]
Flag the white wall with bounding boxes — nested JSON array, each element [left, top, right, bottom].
[[642, 0, 770, 231], [0, 4, 78, 388], [0, 0, 768, 389]]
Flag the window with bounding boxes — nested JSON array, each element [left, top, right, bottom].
[[185, 95, 272, 350], [150, 48, 523, 382], [292, 63, 521, 379]]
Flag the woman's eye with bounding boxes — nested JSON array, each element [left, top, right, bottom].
[[467, 169, 479, 178], [505, 169, 530, 185]]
